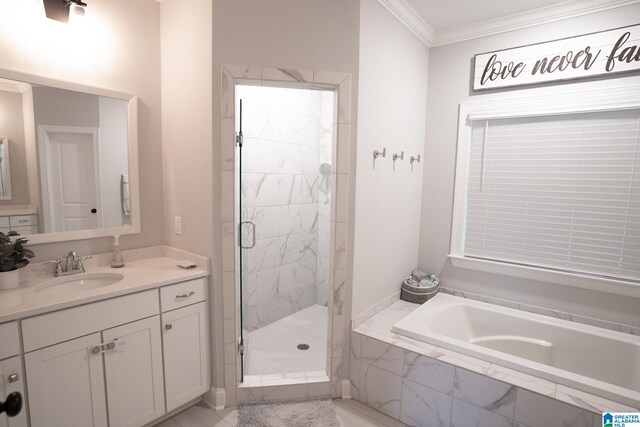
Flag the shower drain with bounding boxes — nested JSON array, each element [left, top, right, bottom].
[[297, 343, 310, 351]]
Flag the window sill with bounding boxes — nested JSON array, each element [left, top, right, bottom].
[[448, 255, 640, 299]]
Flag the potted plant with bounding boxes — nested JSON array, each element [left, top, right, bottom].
[[0, 231, 35, 290]]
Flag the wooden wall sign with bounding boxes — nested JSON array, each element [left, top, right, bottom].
[[473, 24, 640, 91]]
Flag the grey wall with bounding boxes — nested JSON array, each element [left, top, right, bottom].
[[0, 90, 29, 205], [0, 0, 163, 259], [418, 3, 640, 327], [32, 87, 99, 127], [352, 0, 429, 318], [98, 96, 129, 228]]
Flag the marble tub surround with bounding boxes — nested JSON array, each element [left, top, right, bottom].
[[351, 291, 403, 329], [0, 249, 209, 322], [220, 65, 352, 406], [350, 301, 637, 427], [440, 287, 640, 337]]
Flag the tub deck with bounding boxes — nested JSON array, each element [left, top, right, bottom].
[[352, 296, 639, 414], [391, 293, 640, 407]]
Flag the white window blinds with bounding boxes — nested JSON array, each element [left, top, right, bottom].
[[464, 109, 640, 282]]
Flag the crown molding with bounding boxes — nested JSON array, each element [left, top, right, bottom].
[[432, 0, 640, 47], [376, 0, 435, 46]]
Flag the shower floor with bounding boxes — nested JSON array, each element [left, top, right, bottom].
[[245, 304, 328, 376]]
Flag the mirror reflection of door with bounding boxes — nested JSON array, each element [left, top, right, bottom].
[[38, 126, 103, 232]]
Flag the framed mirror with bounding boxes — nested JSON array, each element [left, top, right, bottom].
[[0, 137, 11, 200], [0, 70, 140, 244]]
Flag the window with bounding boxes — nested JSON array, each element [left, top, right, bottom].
[[450, 78, 640, 296]]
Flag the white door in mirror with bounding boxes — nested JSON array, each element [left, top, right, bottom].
[[39, 128, 103, 232]]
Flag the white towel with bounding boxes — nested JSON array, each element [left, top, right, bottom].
[[121, 174, 131, 216]]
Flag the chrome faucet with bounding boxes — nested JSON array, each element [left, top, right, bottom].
[[46, 251, 92, 277], [66, 251, 79, 272]]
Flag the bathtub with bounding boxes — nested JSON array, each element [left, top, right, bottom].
[[391, 293, 640, 407]]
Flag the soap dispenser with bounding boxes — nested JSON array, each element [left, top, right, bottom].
[[111, 235, 125, 268]]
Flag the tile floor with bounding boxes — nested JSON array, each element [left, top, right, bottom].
[[154, 399, 407, 427], [245, 304, 328, 375]]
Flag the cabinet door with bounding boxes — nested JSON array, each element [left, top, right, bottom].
[[24, 333, 107, 427], [103, 316, 165, 427], [0, 356, 28, 427], [162, 302, 209, 412]]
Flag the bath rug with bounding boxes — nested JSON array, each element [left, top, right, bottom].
[[238, 398, 340, 427]]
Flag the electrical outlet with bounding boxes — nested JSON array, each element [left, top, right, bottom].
[[175, 216, 182, 235]]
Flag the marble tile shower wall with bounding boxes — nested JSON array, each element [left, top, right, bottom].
[[316, 91, 334, 306], [237, 86, 333, 331]]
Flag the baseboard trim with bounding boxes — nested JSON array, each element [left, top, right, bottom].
[[203, 387, 226, 410]]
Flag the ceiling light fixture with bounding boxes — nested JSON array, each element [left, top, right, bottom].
[[42, 0, 87, 23]]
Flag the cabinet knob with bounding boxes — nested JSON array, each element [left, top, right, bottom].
[[8, 373, 19, 383], [0, 392, 22, 417], [165, 323, 173, 331]]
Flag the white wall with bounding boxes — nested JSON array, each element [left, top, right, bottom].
[[352, 0, 429, 318], [419, 3, 640, 327], [0, 0, 163, 259], [0, 90, 29, 205]]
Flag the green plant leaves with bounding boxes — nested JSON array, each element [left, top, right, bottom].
[[0, 232, 35, 271]]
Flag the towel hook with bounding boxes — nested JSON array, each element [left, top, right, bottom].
[[373, 148, 386, 170], [410, 154, 421, 172], [392, 151, 404, 171]]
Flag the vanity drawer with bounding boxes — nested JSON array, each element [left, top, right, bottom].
[[0, 217, 9, 228], [0, 321, 20, 359], [10, 215, 37, 227], [160, 278, 206, 312], [11, 225, 38, 235], [22, 289, 159, 352]]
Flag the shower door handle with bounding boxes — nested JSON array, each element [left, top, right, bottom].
[[239, 220, 256, 249]]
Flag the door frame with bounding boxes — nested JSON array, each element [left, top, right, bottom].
[[37, 125, 104, 233], [218, 65, 353, 405]]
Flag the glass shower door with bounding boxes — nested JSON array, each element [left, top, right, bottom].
[[236, 98, 253, 383]]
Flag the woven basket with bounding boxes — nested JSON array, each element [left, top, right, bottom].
[[400, 282, 439, 304]]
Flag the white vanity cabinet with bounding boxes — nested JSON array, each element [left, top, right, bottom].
[[102, 317, 165, 427], [0, 322, 27, 427], [24, 333, 108, 427], [23, 290, 165, 427], [160, 278, 209, 412], [0, 215, 39, 236]]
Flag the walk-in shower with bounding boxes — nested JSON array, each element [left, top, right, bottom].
[[235, 84, 335, 381]]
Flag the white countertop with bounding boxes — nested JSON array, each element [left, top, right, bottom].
[[0, 207, 38, 216], [0, 257, 208, 323]]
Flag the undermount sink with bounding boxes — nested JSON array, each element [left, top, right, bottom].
[[36, 273, 124, 294]]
